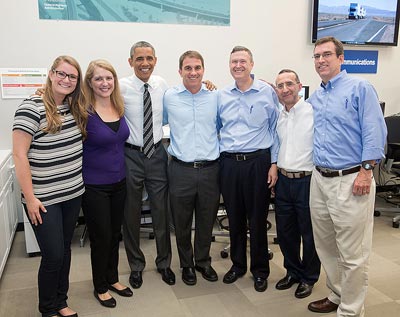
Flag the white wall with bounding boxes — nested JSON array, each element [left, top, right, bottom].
[[1, 0, 400, 149]]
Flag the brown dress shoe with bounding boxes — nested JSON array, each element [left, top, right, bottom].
[[308, 297, 338, 313]]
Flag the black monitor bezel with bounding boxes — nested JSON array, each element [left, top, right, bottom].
[[311, 0, 400, 46]]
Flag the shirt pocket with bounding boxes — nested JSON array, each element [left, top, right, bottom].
[[247, 105, 267, 129]]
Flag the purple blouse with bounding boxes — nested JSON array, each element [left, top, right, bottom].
[[82, 112, 129, 185]]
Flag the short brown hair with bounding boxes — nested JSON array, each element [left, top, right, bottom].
[[179, 50, 204, 70], [314, 36, 344, 56]]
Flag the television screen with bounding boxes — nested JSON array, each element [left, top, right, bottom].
[[312, 0, 400, 46]]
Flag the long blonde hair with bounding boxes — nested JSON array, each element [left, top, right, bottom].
[[83, 59, 124, 117], [42, 55, 87, 138]]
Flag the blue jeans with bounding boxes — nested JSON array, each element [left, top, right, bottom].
[[25, 196, 82, 317]]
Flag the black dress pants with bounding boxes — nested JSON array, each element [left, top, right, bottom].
[[274, 173, 320, 284], [220, 151, 271, 279], [82, 179, 126, 294]]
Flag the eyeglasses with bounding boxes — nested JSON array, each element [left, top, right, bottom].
[[312, 52, 336, 60], [276, 81, 299, 90], [52, 69, 79, 82]]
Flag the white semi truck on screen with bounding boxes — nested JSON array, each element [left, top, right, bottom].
[[349, 3, 366, 19]]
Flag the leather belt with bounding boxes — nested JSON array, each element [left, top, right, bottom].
[[279, 168, 312, 179], [172, 156, 218, 168], [316, 165, 360, 178], [125, 140, 161, 152], [221, 149, 267, 161]]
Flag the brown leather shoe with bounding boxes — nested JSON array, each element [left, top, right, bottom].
[[308, 297, 338, 313]]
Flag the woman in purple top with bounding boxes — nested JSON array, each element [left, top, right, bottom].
[[81, 60, 131, 308]]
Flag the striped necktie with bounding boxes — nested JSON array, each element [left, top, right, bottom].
[[143, 83, 155, 158]]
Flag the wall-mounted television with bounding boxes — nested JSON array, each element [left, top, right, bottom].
[[312, 0, 400, 46]]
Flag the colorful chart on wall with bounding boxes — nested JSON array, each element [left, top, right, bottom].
[[38, 0, 230, 26], [0, 68, 47, 99]]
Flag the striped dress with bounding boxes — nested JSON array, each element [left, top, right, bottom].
[[13, 96, 84, 206]]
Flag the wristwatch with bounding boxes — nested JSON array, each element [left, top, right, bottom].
[[362, 161, 375, 170]]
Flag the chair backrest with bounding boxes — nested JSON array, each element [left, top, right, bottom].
[[385, 115, 400, 160]]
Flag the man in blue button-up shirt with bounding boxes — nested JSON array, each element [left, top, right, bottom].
[[164, 50, 220, 286], [218, 46, 279, 292], [307, 36, 387, 316]]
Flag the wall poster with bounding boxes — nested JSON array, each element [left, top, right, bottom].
[[38, 0, 230, 26]]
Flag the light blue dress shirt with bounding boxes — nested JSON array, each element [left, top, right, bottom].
[[163, 83, 219, 162], [217, 78, 280, 162], [308, 70, 387, 170]]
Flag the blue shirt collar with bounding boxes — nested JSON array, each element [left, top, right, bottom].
[[230, 74, 261, 93], [177, 83, 208, 94], [321, 70, 347, 89]]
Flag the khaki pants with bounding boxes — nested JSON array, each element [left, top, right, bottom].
[[310, 167, 375, 317]]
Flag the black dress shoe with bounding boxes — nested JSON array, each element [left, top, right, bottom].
[[157, 267, 176, 285], [182, 267, 197, 285], [108, 285, 133, 297], [195, 265, 218, 282], [223, 270, 244, 284], [308, 297, 338, 313], [275, 275, 299, 290], [295, 282, 313, 299], [254, 277, 268, 292], [93, 291, 116, 308], [129, 271, 143, 289]]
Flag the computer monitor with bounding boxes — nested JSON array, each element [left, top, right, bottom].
[[380, 101, 385, 115], [299, 85, 310, 100]]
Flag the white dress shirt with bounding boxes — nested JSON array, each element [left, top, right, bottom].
[[277, 98, 314, 172], [120, 74, 168, 145]]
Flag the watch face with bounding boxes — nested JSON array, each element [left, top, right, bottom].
[[363, 163, 374, 170]]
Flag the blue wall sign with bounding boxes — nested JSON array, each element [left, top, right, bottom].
[[341, 50, 378, 74]]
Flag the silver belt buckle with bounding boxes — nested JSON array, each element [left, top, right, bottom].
[[319, 167, 330, 173]]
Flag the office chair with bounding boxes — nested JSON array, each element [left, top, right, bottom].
[[374, 114, 400, 228], [212, 198, 275, 260]]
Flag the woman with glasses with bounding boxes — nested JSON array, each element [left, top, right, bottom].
[[12, 56, 87, 317], [80, 60, 131, 308]]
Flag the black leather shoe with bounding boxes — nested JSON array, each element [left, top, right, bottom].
[[295, 282, 313, 299], [254, 277, 268, 292], [195, 265, 218, 282], [129, 271, 143, 289], [223, 270, 244, 284], [157, 267, 176, 285], [93, 291, 116, 308], [108, 285, 133, 297], [308, 297, 338, 313], [275, 275, 299, 290], [182, 267, 197, 285]]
